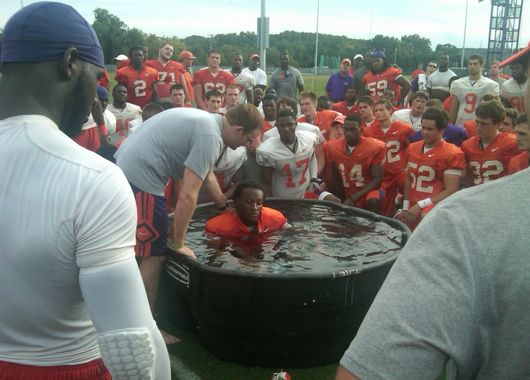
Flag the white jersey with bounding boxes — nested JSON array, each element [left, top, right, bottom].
[[501, 78, 527, 114], [0, 115, 136, 365], [82, 109, 117, 135], [427, 69, 457, 91], [227, 69, 256, 104], [263, 121, 325, 144], [242, 67, 267, 87], [106, 102, 142, 145], [256, 130, 317, 198], [391, 109, 420, 131], [198, 146, 247, 203], [450, 76, 499, 126]]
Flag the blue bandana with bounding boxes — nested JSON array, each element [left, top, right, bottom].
[[1, 2, 104, 68]]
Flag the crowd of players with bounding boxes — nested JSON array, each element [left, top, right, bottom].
[[89, 42, 529, 233], [2, 1, 530, 379]]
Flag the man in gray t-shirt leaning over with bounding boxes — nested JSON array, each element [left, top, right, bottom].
[[115, 104, 262, 342], [269, 53, 304, 100], [336, 166, 530, 379]]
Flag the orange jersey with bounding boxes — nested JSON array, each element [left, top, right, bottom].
[[192, 68, 235, 103], [332, 102, 360, 116], [508, 151, 529, 174], [115, 65, 159, 108], [98, 68, 110, 90], [297, 110, 340, 140], [183, 71, 194, 103], [263, 120, 275, 133], [461, 132, 520, 185], [145, 59, 186, 98], [463, 120, 477, 138], [406, 140, 466, 205], [323, 136, 386, 198], [363, 121, 413, 178], [205, 207, 287, 238], [443, 96, 452, 113], [362, 66, 403, 102]]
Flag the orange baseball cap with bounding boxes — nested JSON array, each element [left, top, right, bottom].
[[179, 50, 196, 60]]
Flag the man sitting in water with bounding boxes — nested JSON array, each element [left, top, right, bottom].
[[206, 181, 287, 237]]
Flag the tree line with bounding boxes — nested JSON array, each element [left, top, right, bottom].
[[2, 8, 487, 71]]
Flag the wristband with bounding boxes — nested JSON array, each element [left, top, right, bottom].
[[98, 124, 108, 136], [174, 242, 184, 250], [417, 198, 433, 209], [402, 200, 410, 210], [310, 178, 323, 184]]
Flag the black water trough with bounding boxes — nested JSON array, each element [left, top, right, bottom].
[[163, 199, 409, 367]]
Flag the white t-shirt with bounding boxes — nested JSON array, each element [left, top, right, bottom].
[[501, 78, 527, 114], [256, 130, 317, 198], [450, 76, 499, 126], [106, 102, 142, 145], [0, 115, 136, 365], [198, 146, 247, 203], [427, 69, 457, 91], [263, 121, 325, 144], [391, 109, 421, 131], [242, 67, 267, 87], [227, 70, 256, 104], [82, 109, 117, 136]]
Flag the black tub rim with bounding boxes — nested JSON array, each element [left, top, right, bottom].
[[168, 198, 410, 280]]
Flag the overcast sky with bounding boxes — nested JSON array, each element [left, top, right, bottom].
[[1, 0, 529, 50]]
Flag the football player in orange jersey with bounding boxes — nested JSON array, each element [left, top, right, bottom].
[[508, 114, 529, 174], [396, 107, 466, 228], [193, 50, 235, 110], [323, 115, 386, 213], [332, 86, 360, 116], [145, 42, 190, 104], [500, 108, 519, 133], [298, 91, 341, 140], [364, 99, 413, 216], [461, 100, 520, 186], [115, 46, 159, 109], [357, 96, 377, 129], [362, 51, 411, 105]]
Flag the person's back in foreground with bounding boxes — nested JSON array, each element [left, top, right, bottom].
[[336, 168, 530, 379]]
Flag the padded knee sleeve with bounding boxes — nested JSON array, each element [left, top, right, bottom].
[[98, 327, 155, 380]]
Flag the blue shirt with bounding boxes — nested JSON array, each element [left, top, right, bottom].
[[325, 72, 353, 102]]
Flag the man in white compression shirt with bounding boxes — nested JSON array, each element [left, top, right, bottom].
[[0, 2, 170, 379]]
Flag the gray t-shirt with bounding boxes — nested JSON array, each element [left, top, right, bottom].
[[115, 108, 224, 196], [340, 168, 530, 380], [269, 66, 304, 100]]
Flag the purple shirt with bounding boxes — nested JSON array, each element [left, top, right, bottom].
[[409, 124, 468, 146], [325, 72, 353, 102]]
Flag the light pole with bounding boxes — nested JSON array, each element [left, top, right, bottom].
[[460, 0, 469, 68], [312, 0, 320, 91]]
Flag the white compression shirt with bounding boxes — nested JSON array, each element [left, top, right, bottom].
[[0, 115, 168, 374]]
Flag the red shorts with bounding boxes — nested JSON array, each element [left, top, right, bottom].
[[131, 184, 169, 258], [0, 358, 111, 380], [73, 128, 101, 152]]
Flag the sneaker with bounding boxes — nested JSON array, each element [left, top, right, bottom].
[[271, 370, 291, 380]]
